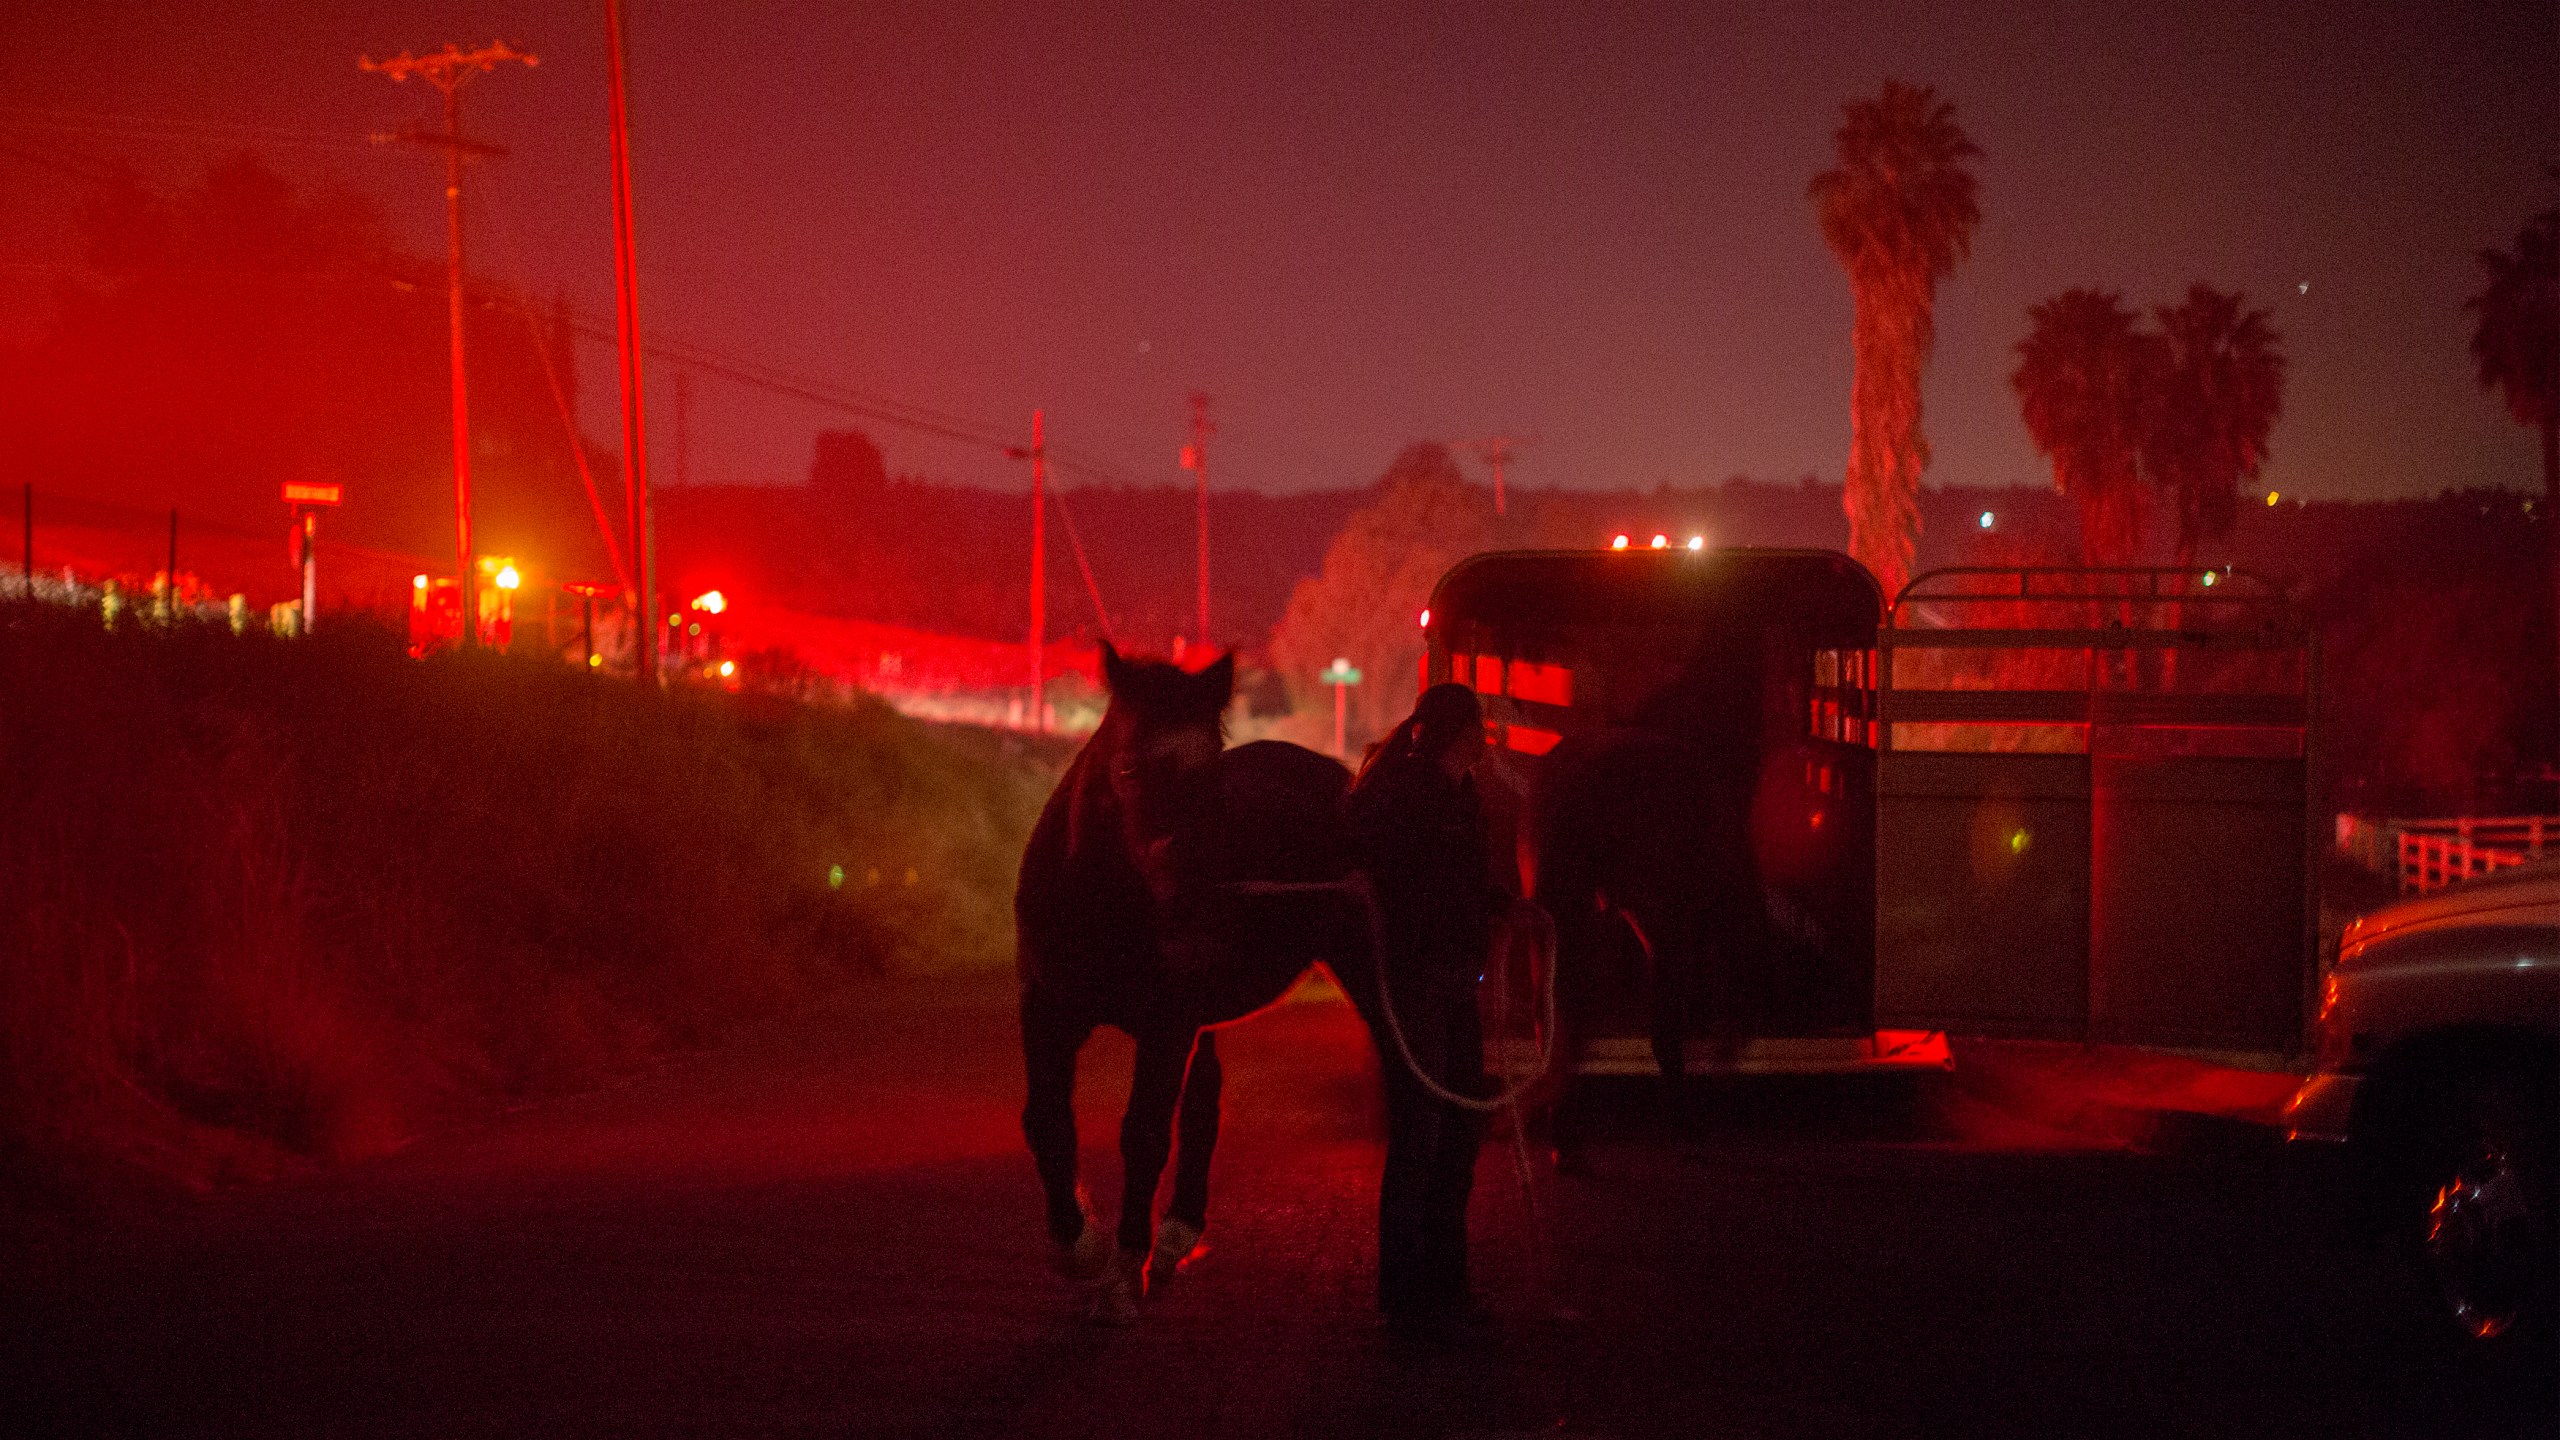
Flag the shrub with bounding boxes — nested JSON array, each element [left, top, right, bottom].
[[0, 605, 1049, 1200]]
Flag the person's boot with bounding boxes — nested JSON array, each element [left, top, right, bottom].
[[1089, 1247, 1146, 1326]]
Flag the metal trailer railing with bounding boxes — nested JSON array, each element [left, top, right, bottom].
[[1873, 567, 2317, 1061]]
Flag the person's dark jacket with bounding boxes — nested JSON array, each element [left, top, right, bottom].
[[1347, 752, 1499, 986]]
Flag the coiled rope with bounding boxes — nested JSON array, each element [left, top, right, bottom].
[[1228, 875, 1557, 1113]]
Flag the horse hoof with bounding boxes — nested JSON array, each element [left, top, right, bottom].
[[1086, 1250, 1146, 1326], [1148, 1218, 1203, 1291], [1049, 1205, 1113, 1287]]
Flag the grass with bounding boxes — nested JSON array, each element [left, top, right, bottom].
[[0, 603, 1053, 1204]]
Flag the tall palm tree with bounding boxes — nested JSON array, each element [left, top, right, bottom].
[[2467, 209, 2559, 714], [2011, 289, 2163, 568], [1811, 81, 1980, 602], [2145, 286, 2286, 570]]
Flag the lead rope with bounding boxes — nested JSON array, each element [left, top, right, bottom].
[[1229, 876, 1566, 1315], [1229, 875, 1557, 1112]]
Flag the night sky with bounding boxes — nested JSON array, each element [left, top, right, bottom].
[[3, 0, 2552, 502]]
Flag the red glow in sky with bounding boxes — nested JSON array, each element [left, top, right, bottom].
[[1, 0, 2551, 501]]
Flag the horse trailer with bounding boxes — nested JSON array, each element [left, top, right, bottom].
[[1422, 548, 2319, 1078]]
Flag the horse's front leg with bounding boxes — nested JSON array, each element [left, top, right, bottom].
[[1154, 1028, 1222, 1281], [1019, 984, 1105, 1274], [1117, 1024, 1196, 1250], [1092, 1022, 1195, 1321]]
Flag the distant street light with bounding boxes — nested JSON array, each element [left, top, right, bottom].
[[281, 481, 341, 634], [1319, 656, 1363, 759]]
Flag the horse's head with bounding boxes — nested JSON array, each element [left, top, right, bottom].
[[1094, 639, 1234, 912]]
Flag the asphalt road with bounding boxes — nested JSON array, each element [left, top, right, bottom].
[[5, 974, 2550, 1439]]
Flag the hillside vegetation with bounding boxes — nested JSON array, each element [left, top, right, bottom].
[[0, 607, 1051, 1202]]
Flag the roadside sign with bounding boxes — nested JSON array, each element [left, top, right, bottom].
[[281, 482, 343, 506], [1320, 658, 1362, 686]]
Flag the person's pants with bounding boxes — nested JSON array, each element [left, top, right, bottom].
[[1339, 959, 1487, 1315]]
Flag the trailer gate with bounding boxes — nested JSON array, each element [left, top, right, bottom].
[[1873, 568, 2317, 1059]]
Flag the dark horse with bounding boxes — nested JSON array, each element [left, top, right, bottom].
[[1015, 643, 1361, 1321]]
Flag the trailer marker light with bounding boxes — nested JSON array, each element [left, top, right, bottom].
[[1418, 608, 1430, 628]]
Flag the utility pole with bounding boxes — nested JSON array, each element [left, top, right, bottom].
[[603, 0, 655, 687], [674, 367, 692, 489], [362, 40, 536, 652], [1180, 392, 1213, 647], [1457, 434, 1532, 517], [1007, 410, 1049, 733]]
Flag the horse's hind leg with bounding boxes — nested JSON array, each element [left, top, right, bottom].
[[1019, 985, 1095, 1250], [1167, 1028, 1222, 1231]]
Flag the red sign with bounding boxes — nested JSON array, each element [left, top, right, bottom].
[[281, 482, 343, 506]]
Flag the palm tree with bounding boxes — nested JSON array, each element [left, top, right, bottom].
[[2011, 289, 2163, 568], [1810, 81, 1980, 602], [2467, 209, 2559, 713], [2145, 286, 2285, 570]]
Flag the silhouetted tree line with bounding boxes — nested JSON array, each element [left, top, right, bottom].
[[0, 155, 619, 583]]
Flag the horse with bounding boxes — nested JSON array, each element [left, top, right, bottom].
[[1015, 641, 1362, 1322], [1528, 725, 1760, 1151]]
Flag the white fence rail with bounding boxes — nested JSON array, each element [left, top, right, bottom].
[[2336, 814, 2554, 893]]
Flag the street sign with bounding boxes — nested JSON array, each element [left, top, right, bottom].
[[1320, 658, 1363, 686], [281, 482, 343, 507]]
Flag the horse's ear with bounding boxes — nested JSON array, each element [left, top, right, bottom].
[[1201, 649, 1236, 701], [1099, 638, 1127, 695]]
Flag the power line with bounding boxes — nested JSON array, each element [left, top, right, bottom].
[[476, 180, 629, 591], [0, 106, 373, 153]]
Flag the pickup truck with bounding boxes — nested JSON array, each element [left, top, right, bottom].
[[2285, 860, 2559, 1346]]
